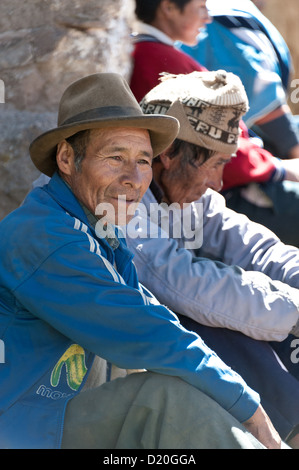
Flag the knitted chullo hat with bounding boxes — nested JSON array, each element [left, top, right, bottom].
[[140, 70, 249, 155]]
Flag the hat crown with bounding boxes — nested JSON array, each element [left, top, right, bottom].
[[140, 70, 249, 154], [58, 73, 143, 126]]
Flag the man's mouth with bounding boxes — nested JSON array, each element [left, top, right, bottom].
[[111, 195, 140, 204]]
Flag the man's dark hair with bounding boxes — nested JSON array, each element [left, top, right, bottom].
[[65, 130, 91, 171], [166, 138, 216, 168], [135, 0, 192, 24]]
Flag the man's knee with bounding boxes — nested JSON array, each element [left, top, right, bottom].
[[128, 371, 221, 416]]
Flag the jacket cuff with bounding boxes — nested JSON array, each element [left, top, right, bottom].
[[228, 386, 260, 423], [269, 158, 286, 182]]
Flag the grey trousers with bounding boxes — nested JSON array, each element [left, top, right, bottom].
[[61, 371, 264, 449]]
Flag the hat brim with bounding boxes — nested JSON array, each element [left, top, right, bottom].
[[29, 115, 179, 176]]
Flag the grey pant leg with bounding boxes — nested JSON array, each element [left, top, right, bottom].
[[61, 371, 264, 449]]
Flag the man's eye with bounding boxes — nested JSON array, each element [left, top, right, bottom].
[[139, 159, 152, 166], [109, 155, 122, 161], [216, 161, 226, 168]]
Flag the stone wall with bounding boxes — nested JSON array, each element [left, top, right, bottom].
[[0, 0, 135, 220]]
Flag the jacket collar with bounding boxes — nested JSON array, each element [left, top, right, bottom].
[[46, 172, 90, 225], [45, 172, 124, 253], [131, 21, 174, 46]]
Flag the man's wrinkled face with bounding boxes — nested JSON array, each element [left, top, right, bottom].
[[160, 150, 231, 206], [57, 127, 153, 225]]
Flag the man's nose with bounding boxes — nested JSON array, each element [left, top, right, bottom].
[[207, 171, 223, 192], [120, 164, 143, 188], [200, 5, 212, 25]]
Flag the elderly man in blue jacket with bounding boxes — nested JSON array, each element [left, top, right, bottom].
[[0, 73, 282, 449]]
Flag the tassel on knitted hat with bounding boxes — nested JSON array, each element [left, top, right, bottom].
[[140, 70, 249, 154]]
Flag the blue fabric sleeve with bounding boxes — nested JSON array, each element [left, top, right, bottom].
[[13, 240, 260, 423], [254, 114, 299, 157]]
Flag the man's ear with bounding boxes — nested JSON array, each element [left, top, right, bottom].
[[160, 0, 176, 17], [159, 148, 173, 170], [56, 141, 74, 176]]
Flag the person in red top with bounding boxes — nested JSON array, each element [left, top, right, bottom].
[[130, 40, 206, 103], [130, 0, 209, 102], [130, 35, 206, 101], [129, 0, 299, 247]]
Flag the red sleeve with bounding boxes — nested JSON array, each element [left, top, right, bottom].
[[222, 126, 277, 191], [130, 41, 206, 102]]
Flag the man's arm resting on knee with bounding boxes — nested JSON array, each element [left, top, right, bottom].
[[243, 405, 282, 449]]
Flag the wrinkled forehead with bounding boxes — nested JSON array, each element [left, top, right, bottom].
[[87, 127, 153, 155], [88, 126, 151, 139]]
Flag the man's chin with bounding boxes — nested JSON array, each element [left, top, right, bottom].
[[115, 212, 138, 227], [95, 199, 140, 226], [114, 204, 140, 227]]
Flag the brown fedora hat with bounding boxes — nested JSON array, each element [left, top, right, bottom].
[[29, 73, 179, 176]]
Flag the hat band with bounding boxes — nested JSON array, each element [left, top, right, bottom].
[[61, 106, 142, 126]]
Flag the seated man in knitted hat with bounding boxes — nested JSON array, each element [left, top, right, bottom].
[[0, 72, 281, 449], [130, 0, 299, 248], [125, 70, 299, 448]]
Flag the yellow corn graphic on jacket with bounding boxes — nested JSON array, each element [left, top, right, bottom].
[[50, 344, 88, 391]]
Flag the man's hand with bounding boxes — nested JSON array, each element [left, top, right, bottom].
[[243, 405, 281, 449]]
